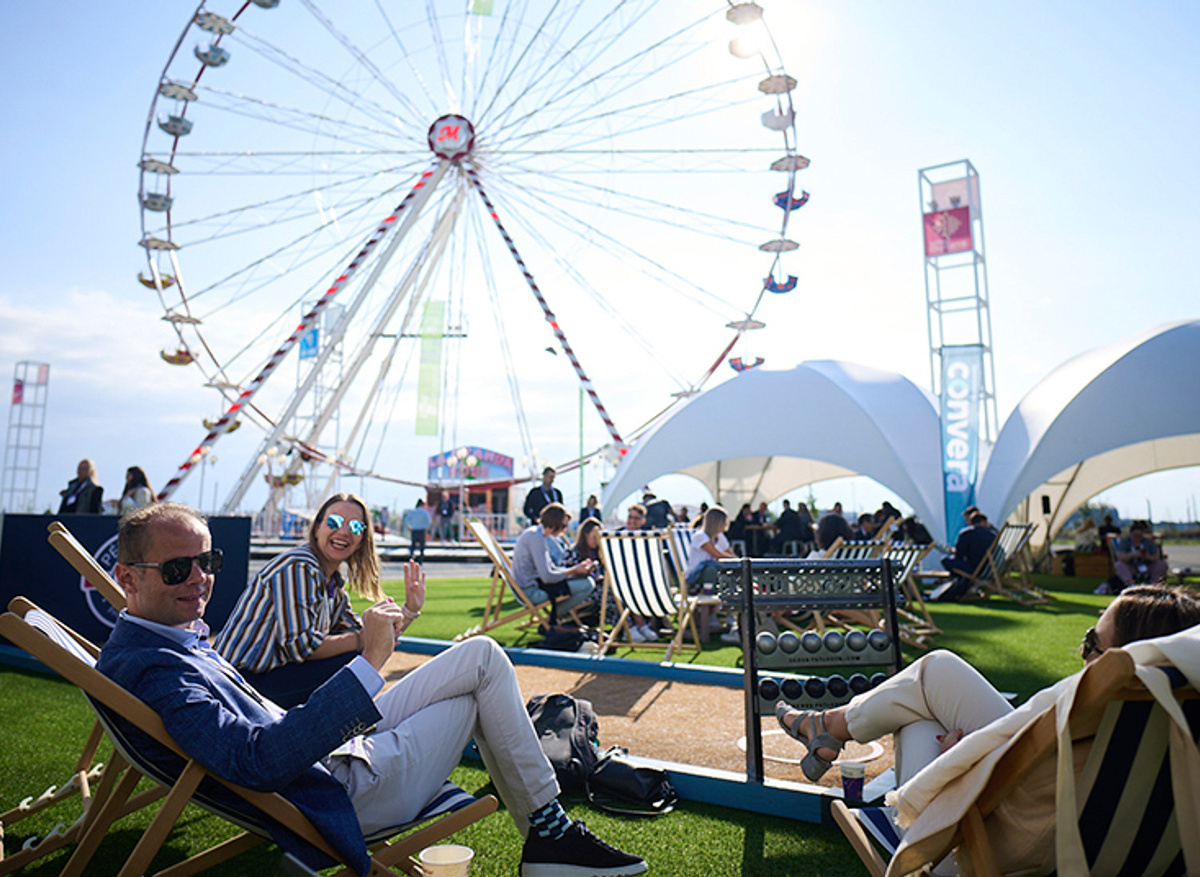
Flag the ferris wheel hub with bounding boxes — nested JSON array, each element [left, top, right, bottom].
[[428, 115, 476, 161]]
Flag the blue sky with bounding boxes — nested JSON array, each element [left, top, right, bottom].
[[1, 1, 1197, 523]]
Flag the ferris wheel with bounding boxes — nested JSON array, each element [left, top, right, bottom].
[[138, 0, 809, 515]]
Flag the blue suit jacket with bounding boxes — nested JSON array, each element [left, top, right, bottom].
[[97, 617, 382, 875]]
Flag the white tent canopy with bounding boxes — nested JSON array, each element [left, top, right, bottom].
[[600, 360, 947, 541], [601, 322, 1200, 549], [977, 320, 1200, 543]]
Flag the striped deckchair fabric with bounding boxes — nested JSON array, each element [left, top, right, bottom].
[[664, 524, 694, 585], [834, 648, 1199, 877], [1, 598, 497, 877], [598, 531, 700, 660]]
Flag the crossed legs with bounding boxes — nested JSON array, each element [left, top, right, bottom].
[[781, 650, 1013, 784], [327, 636, 558, 836]]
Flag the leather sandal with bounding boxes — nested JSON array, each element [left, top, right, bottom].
[[775, 702, 844, 781]]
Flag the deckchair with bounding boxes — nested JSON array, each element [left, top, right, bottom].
[[0, 523, 142, 874], [823, 538, 888, 560], [883, 543, 940, 648], [597, 531, 700, 660], [923, 523, 1047, 605], [833, 646, 1200, 877], [456, 518, 579, 640], [0, 598, 498, 877], [664, 524, 694, 587], [47, 519, 127, 610]]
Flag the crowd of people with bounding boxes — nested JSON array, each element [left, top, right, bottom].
[[41, 449, 1194, 876]]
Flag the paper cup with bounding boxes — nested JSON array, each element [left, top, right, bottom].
[[841, 761, 866, 801], [418, 844, 474, 877]]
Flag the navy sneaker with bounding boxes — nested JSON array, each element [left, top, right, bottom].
[[519, 821, 647, 877]]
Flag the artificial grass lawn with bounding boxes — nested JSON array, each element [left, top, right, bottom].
[[0, 570, 1121, 875]]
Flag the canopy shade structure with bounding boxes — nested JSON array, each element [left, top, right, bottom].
[[977, 320, 1200, 544], [601, 361, 947, 542]]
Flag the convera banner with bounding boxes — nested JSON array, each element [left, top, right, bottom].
[[940, 345, 983, 538]]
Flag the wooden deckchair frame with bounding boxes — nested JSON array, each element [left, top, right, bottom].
[[0, 598, 497, 877], [456, 518, 579, 640], [0, 522, 146, 874]]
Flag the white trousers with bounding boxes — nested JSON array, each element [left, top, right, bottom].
[[328, 637, 559, 837], [844, 650, 1013, 785]]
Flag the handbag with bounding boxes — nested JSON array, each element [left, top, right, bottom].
[[584, 746, 677, 817]]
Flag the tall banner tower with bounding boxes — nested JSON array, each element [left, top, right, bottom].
[[918, 160, 999, 540]]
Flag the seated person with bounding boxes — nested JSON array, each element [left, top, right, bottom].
[[216, 493, 392, 708], [101, 503, 645, 877], [642, 492, 674, 529], [685, 505, 737, 592], [616, 505, 660, 643], [1097, 513, 1121, 547], [512, 503, 596, 625], [815, 511, 853, 554], [853, 513, 876, 541], [1073, 517, 1100, 552], [777, 584, 1200, 874], [1114, 520, 1168, 587], [771, 499, 804, 554], [934, 511, 997, 600], [620, 503, 648, 531], [900, 515, 934, 546]]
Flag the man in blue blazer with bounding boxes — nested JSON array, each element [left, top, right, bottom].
[[99, 503, 646, 877]]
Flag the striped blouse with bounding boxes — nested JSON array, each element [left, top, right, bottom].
[[213, 544, 360, 674]]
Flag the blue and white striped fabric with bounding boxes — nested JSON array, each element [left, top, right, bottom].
[[601, 531, 680, 620]]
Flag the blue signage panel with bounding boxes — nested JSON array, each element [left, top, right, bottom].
[[940, 345, 983, 539], [0, 514, 251, 648]]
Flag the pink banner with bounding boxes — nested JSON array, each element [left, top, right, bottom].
[[923, 206, 973, 256], [12, 380, 23, 405]]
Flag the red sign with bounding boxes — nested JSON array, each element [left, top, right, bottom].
[[923, 206, 973, 256], [11, 380, 22, 405]]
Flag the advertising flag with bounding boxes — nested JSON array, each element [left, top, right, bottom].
[[940, 345, 983, 539], [416, 301, 445, 436]]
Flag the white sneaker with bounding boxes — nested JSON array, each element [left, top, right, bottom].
[[628, 626, 649, 643], [720, 627, 741, 646], [637, 624, 659, 642], [577, 640, 601, 655]]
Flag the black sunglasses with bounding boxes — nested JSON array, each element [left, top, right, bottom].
[[1080, 626, 1105, 660], [130, 549, 224, 586]]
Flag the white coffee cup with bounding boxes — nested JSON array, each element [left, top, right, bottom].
[[418, 844, 474, 877]]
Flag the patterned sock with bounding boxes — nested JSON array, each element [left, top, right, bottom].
[[527, 798, 571, 840]]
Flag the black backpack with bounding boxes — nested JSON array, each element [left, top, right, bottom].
[[525, 693, 600, 793], [525, 693, 677, 816]]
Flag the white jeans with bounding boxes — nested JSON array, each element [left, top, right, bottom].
[[844, 650, 1013, 784], [327, 637, 558, 836]]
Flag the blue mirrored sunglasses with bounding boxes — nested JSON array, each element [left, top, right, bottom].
[[325, 514, 366, 536]]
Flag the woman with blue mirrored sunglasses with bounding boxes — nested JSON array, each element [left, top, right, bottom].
[[216, 492, 424, 707]]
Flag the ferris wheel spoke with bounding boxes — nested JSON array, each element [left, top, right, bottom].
[[230, 26, 426, 135], [470, 0, 571, 129], [198, 85, 414, 148], [493, 192, 694, 389], [492, 176, 736, 325], [490, 168, 758, 314], [297, 0, 430, 126], [467, 207, 538, 465], [481, 1, 691, 137]]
